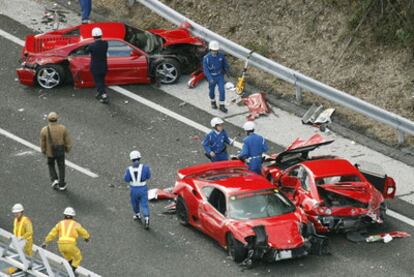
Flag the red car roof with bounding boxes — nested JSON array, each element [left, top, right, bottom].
[[301, 159, 360, 178]]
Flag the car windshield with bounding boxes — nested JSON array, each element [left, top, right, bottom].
[[316, 175, 361, 185], [228, 189, 296, 220], [124, 24, 163, 53]]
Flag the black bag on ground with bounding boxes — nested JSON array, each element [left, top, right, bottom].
[[47, 126, 65, 158]]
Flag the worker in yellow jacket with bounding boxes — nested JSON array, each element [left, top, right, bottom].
[[12, 203, 33, 256], [42, 207, 90, 272]]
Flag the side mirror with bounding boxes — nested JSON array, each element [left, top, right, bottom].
[[281, 175, 301, 189], [131, 50, 140, 57]]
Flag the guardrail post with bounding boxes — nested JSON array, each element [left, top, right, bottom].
[[295, 85, 302, 104], [397, 130, 405, 145]]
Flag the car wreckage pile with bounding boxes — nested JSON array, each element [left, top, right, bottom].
[[152, 134, 409, 268]]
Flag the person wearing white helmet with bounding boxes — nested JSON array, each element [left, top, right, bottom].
[[42, 207, 90, 274], [86, 26, 109, 104], [238, 121, 268, 174], [124, 150, 152, 229], [11, 203, 33, 256], [203, 40, 230, 113], [202, 117, 234, 162]]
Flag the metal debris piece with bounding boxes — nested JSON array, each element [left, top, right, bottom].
[[242, 93, 271, 120], [302, 103, 335, 129]]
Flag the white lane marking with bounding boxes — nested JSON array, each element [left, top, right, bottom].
[[0, 127, 99, 178], [0, 29, 25, 46], [110, 86, 244, 149], [1, 28, 413, 228], [387, 209, 414, 227]]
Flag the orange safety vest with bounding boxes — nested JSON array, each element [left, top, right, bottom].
[[13, 216, 29, 237], [58, 220, 77, 243]]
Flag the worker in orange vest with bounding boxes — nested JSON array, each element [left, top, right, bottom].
[[12, 203, 33, 256], [42, 207, 90, 273]]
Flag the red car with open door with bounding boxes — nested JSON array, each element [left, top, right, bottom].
[[16, 22, 206, 89], [173, 160, 327, 266], [262, 134, 396, 233]]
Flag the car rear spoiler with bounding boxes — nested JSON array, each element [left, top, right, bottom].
[[177, 160, 248, 180]]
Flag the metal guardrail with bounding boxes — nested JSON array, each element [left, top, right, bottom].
[[135, 0, 414, 144], [0, 228, 100, 277]]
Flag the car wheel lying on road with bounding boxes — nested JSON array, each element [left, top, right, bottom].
[[36, 64, 65, 89], [155, 58, 181, 84], [227, 233, 247, 263], [176, 196, 189, 225]]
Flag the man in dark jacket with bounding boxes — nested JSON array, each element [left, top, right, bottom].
[[40, 112, 72, 190], [86, 27, 109, 103]]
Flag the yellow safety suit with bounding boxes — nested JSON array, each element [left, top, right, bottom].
[[13, 216, 33, 256], [44, 219, 90, 268]]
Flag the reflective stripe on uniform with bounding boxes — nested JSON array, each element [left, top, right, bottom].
[[13, 217, 27, 237], [59, 220, 76, 243], [129, 165, 146, 187]]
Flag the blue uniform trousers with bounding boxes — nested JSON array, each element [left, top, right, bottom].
[[80, 0, 92, 21], [247, 157, 263, 175], [130, 186, 149, 217], [209, 74, 225, 102]]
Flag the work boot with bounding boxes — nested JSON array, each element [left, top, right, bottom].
[[95, 93, 101, 100], [144, 217, 150, 230], [100, 94, 109, 104], [133, 213, 142, 221], [51, 179, 59, 189], [59, 182, 68, 191], [211, 101, 218, 109], [219, 104, 228, 113]]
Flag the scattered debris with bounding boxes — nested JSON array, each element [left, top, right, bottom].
[[302, 103, 335, 131], [366, 231, 410, 243], [187, 69, 205, 88], [18, 108, 24, 112], [148, 188, 176, 201], [124, 100, 129, 104], [191, 135, 200, 141], [163, 202, 176, 214], [242, 93, 271, 120], [179, 102, 187, 107]]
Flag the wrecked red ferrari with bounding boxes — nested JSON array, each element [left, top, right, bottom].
[[262, 134, 396, 233], [173, 160, 327, 266], [16, 22, 206, 89]]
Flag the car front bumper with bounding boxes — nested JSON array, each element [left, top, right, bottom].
[[16, 67, 35, 86]]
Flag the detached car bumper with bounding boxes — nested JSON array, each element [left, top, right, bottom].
[[16, 67, 36, 86], [315, 213, 382, 233]]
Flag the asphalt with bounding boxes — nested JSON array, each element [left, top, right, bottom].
[[0, 13, 413, 277]]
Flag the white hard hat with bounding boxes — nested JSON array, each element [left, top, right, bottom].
[[92, 27, 103, 37], [209, 40, 219, 51], [12, 203, 24, 213], [243, 121, 255, 131], [210, 117, 224, 128], [63, 207, 76, 217], [225, 82, 235, 92], [129, 150, 141, 160]]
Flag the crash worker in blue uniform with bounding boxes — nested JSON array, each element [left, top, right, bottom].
[[238, 121, 268, 174], [79, 0, 92, 24], [203, 117, 234, 162], [86, 27, 109, 104], [203, 40, 229, 113], [124, 150, 151, 229]]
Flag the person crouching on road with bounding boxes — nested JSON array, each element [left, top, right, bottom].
[[238, 121, 268, 174], [203, 40, 230, 113], [124, 150, 151, 229], [40, 112, 72, 191], [203, 117, 234, 162], [42, 207, 90, 274], [12, 203, 33, 257], [86, 27, 109, 104]]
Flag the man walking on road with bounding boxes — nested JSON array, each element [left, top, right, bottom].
[[42, 207, 90, 274], [203, 40, 230, 113], [124, 150, 151, 229], [86, 27, 109, 104], [12, 203, 33, 257], [79, 0, 92, 24], [203, 117, 234, 162], [238, 121, 268, 174], [40, 112, 72, 191]]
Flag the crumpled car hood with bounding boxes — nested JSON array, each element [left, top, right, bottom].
[[264, 219, 304, 249]]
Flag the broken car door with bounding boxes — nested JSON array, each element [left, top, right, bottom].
[[68, 44, 94, 87], [199, 187, 226, 241]]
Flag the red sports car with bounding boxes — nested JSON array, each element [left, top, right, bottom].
[[16, 22, 206, 89], [173, 160, 327, 265], [262, 134, 396, 233]]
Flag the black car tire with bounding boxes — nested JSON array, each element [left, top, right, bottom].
[[176, 196, 189, 226], [227, 233, 247, 263], [155, 58, 181, 84], [36, 64, 65, 89]]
